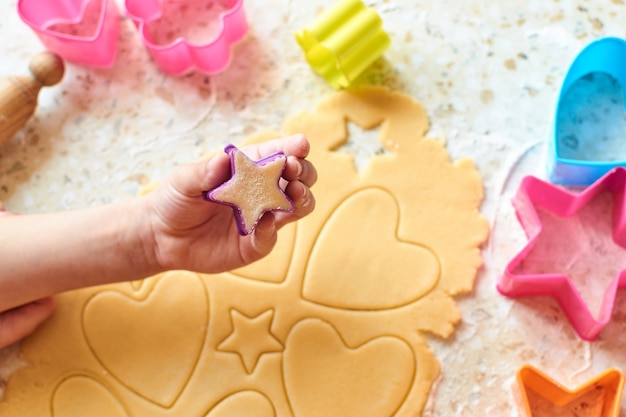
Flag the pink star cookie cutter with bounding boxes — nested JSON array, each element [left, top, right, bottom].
[[124, 0, 248, 76], [496, 167, 626, 341]]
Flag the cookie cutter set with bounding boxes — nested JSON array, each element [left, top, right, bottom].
[[501, 36, 626, 412], [17, 0, 248, 75], [17, 0, 388, 84]]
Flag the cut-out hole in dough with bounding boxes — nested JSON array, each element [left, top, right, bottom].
[[332, 121, 388, 174]]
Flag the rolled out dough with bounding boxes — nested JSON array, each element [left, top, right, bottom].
[[0, 87, 488, 416]]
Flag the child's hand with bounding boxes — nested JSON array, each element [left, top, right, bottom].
[[143, 134, 317, 274], [0, 297, 56, 348]]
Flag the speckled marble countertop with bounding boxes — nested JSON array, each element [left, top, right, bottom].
[[2, 0, 626, 415]]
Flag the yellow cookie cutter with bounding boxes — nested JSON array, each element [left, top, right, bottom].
[[295, 0, 390, 89]]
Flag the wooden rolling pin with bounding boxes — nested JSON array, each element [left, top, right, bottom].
[[0, 52, 64, 148]]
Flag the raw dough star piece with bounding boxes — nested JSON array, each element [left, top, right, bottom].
[[205, 144, 294, 235]]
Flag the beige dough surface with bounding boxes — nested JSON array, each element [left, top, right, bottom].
[[0, 87, 489, 416]]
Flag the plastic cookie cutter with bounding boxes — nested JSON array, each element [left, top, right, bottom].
[[517, 364, 624, 417], [496, 167, 626, 341], [295, 0, 390, 89], [550, 37, 626, 186], [17, 0, 120, 67], [202, 144, 294, 236], [124, 0, 248, 76]]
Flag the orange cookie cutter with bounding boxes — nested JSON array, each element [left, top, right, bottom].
[[517, 364, 624, 417]]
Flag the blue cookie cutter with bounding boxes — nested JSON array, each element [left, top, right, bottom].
[[549, 37, 626, 186]]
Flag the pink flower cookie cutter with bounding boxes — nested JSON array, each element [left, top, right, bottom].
[[17, 0, 120, 67], [124, 0, 248, 76], [496, 167, 626, 341]]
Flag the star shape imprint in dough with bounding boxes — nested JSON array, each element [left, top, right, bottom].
[[218, 309, 283, 373], [517, 364, 624, 417], [205, 144, 294, 235], [497, 167, 626, 341]]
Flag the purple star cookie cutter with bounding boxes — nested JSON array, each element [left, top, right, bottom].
[[497, 167, 626, 341], [203, 144, 295, 236]]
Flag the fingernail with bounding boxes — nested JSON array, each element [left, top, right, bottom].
[[300, 184, 312, 207], [296, 160, 303, 178]]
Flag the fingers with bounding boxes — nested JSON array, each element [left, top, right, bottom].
[[243, 134, 310, 160], [247, 212, 278, 260], [164, 134, 315, 200], [275, 180, 315, 230], [283, 156, 317, 186], [279, 135, 317, 188], [243, 178, 314, 261], [0, 297, 56, 348]]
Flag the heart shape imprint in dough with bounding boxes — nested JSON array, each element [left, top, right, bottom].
[[52, 375, 128, 417], [303, 187, 440, 310], [283, 319, 415, 417], [83, 272, 209, 408], [204, 390, 275, 417]]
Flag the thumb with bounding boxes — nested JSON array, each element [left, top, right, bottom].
[[166, 153, 231, 199]]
